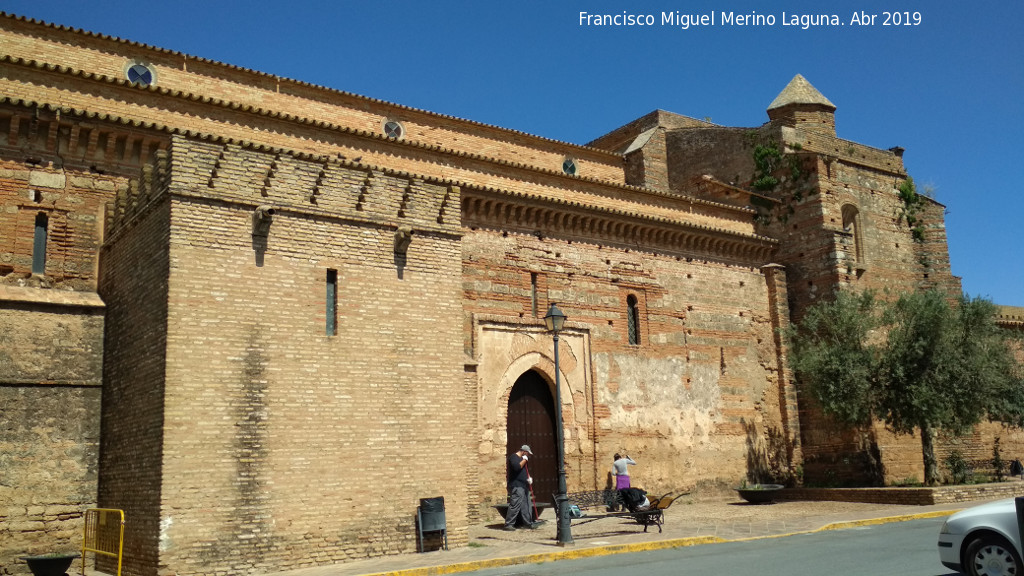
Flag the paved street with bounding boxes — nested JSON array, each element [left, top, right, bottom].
[[467, 517, 955, 576], [264, 496, 970, 576]]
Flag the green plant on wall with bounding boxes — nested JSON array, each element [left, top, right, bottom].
[[897, 176, 927, 242], [752, 142, 782, 191], [745, 132, 813, 224]]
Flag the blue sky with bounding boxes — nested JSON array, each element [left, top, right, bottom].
[[5, 1, 1022, 307]]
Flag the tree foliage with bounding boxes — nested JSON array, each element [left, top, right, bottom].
[[787, 290, 881, 426], [788, 289, 1024, 485]]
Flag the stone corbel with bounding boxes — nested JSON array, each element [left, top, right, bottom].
[[394, 225, 413, 255], [252, 205, 276, 237]]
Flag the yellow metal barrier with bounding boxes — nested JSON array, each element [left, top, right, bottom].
[[82, 508, 124, 576]]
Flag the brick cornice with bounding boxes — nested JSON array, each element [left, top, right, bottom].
[[462, 188, 778, 265]]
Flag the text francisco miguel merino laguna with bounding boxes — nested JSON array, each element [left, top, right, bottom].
[[579, 10, 922, 29]]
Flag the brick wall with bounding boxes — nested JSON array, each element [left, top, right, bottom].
[[665, 126, 758, 193], [95, 137, 471, 575], [0, 158, 118, 288], [0, 12, 1017, 575], [647, 115, 964, 486], [98, 194, 172, 576]]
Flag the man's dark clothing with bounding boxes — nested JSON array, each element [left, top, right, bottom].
[[507, 453, 529, 488], [504, 453, 534, 528]]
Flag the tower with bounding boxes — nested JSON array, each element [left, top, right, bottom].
[[766, 74, 837, 136]]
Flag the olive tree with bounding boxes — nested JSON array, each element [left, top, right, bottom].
[[788, 289, 1024, 485], [787, 290, 882, 427]]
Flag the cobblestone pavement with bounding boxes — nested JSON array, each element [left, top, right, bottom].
[[264, 495, 973, 576]]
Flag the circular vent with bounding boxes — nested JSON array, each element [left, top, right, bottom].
[[562, 157, 578, 176], [125, 61, 156, 87], [383, 120, 405, 139]]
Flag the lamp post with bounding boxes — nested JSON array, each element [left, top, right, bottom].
[[543, 303, 573, 545]]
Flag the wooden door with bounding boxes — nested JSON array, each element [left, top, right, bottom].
[[506, 370, 557, 506]]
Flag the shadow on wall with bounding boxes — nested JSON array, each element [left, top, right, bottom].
[[799, 425, 886, 487], [251, 205, 275, 267], [742, 418, 887, 487], [394, 226, 412, 279], [742, 419, 794, 486]]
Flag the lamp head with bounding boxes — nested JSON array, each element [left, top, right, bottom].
[[544, 303, 567, 332]]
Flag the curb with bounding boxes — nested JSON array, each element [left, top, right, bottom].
[[364, 509, 960, 576], [819, 509, 961, 531]]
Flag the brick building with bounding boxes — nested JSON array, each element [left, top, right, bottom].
[[1, 13, 1020, 576]]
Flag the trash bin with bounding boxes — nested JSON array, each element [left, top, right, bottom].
[[417, 496, 447, 552]]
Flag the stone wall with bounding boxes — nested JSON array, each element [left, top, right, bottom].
[[0, 146, 112, 575], [0, 384, 100, 576], [463, 228, 797, 504], [781, 482, 1024, 505]]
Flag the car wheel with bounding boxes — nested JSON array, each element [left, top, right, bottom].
[[965, 534, 1023, 576]]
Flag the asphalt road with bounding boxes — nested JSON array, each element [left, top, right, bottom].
[[466, 517, 962, 576]]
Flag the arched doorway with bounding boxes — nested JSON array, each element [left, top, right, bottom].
[[506, 370, 557, 507]]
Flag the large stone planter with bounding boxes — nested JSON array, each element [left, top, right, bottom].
[[735, 484, 785, 504], [494, 502, 553, 520], [21, 553, 79, 576]]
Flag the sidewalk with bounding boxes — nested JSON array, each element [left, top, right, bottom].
[[265, 495, 974, 576]]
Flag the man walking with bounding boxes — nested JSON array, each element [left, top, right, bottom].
[[504, 444, 538, 530]]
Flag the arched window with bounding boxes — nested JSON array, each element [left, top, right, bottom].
[[32, 212, 48, 275], [841, 204, 864, 265], [627, 294, 640, 346]]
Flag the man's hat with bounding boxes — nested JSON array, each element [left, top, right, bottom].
[[521, 444, 533, 454]]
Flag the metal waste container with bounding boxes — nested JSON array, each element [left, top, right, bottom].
[[417, 496, 447, 552]]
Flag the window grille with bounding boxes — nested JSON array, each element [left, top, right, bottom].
[[32, 212, 48, 275], [531, 272, 539, 317], [326, 269, 338, 336], [627, 294, 640, 345]]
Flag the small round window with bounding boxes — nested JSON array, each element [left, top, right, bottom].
[[125, 61, 156, 87], [562, 157, 578, 176], [383, 120, 405, 139]]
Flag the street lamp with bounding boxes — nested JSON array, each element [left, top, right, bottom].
[[543, 303, 573, 545]]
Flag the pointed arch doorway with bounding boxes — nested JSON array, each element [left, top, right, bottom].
[[506, 370, 558, 507]]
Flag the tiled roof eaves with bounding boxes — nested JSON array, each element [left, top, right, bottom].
[[3, 90, 771, 247], [0, 69, 752, 218], [0, 12, 620, 159]]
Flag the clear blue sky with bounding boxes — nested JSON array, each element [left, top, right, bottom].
[[5, 1, 1022, 307]]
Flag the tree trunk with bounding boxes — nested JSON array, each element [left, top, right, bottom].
[[921, 424, 939, 485]]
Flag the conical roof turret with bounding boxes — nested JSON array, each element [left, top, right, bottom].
[[767, 74, 835, 111]]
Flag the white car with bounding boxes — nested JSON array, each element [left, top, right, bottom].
[[938, 498, 1023, 576]]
